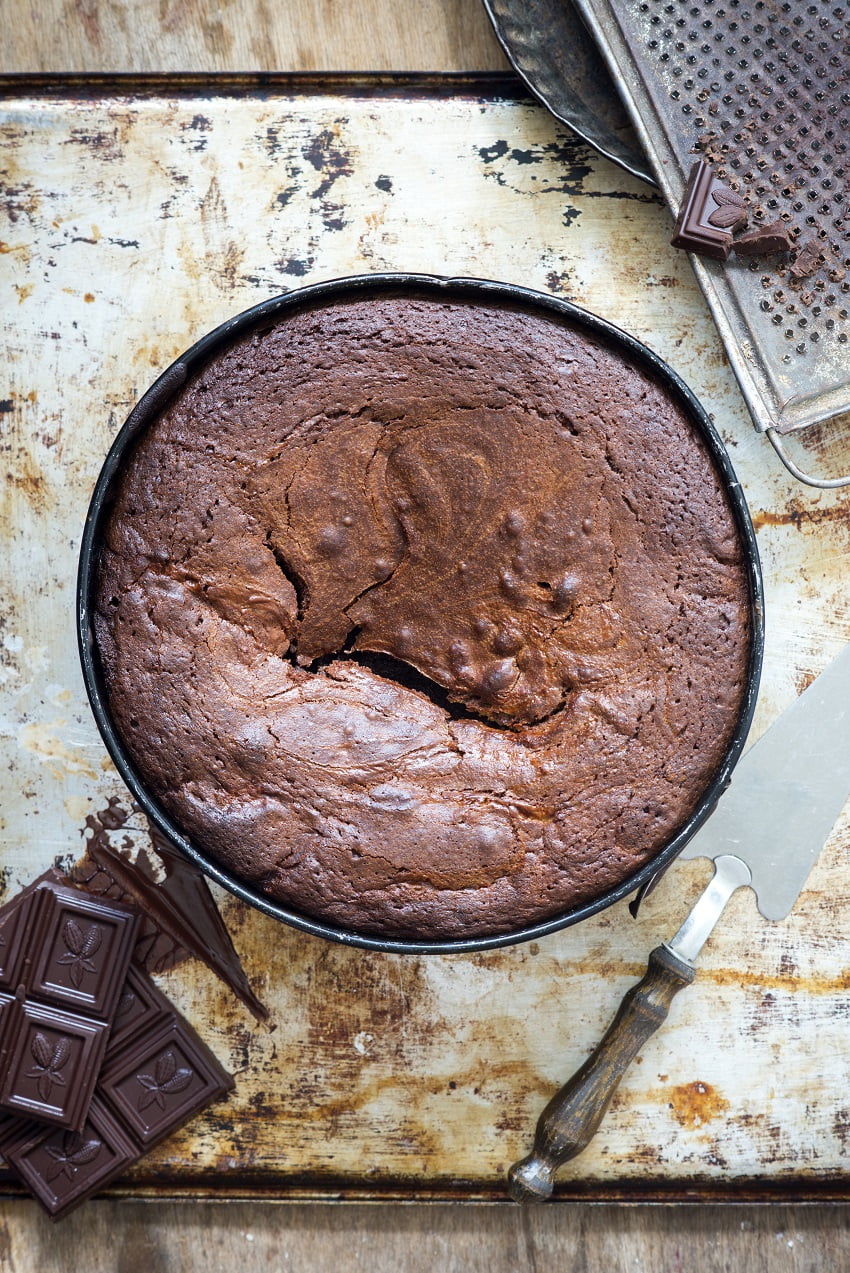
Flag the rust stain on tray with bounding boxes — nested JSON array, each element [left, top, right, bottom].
[[667, 1081, 730, 1130], [750, 502, 850, 531]]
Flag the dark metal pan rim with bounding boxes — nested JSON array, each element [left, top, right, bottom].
[[480, 0, 655, 186], [76, 271, 765, 956]]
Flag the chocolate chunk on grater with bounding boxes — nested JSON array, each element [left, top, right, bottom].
[[790, 238, 824, 281], [733, 221, 793, 258], [670, 161, 735, 259]]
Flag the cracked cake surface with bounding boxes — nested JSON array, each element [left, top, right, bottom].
[[94, 292, 752, 940]]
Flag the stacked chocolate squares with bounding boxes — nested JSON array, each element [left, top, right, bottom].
[[0, 870, 233, 1219]]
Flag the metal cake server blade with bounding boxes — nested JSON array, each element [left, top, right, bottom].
[[509, 642, 850, 1202], [679, 640, 850, 920]]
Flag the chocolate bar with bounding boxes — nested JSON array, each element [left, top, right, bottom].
[[3, 967, 233, 1219], [0, 876, 139, 1129], [0, 871, 235, 1218], [670, 160, 747, 261]]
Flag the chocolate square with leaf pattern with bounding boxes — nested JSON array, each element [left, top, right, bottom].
[[4, 1095, 138, 1220], [98, 1015, 233, 1149], [0, 999, 109, 1130], [26, 884, 139, 1021]]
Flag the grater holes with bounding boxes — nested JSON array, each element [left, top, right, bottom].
[[645, 0, 848, 341]]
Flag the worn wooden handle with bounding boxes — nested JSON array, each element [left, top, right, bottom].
[[508, 944, 696, 1202]]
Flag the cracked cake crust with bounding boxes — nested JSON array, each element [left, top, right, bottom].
[[94, 293, 751, 940]]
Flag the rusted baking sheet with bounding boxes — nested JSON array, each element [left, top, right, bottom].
[[1, 73, 850, 1204]]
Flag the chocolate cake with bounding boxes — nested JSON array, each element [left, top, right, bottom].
[[93, 289, 752, 941]]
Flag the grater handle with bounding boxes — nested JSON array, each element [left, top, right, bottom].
[[507, 944, 694, 1202], [766, 428, 850, 489]]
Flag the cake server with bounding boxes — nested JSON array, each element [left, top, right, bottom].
[[508, 641, 850, 1202]]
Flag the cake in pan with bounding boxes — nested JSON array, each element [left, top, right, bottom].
[[93, 291, 751, 940]]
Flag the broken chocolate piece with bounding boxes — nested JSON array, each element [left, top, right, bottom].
[[71, 847, 188, 976], [4, 1096, 139, 1221], [733, 220, 792, 257], [790, 238, 823, 280], [75, 798, 190, 975], [151, 835, 270, 1022], [671, 160, 739, 260], [73, 800, 267, 1019], [87, 837, 268, 1022]]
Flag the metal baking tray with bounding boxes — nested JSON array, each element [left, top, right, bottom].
[[571, 0, 850, 486], [2, 72, 850, 1204]]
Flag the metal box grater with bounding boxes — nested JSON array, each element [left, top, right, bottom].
[[572, 0, 850, 485]]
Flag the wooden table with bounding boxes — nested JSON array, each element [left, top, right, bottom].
[[2, 2, 850, 1268]]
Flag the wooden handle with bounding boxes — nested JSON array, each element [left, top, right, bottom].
[[508, 944, 695, 1202]]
